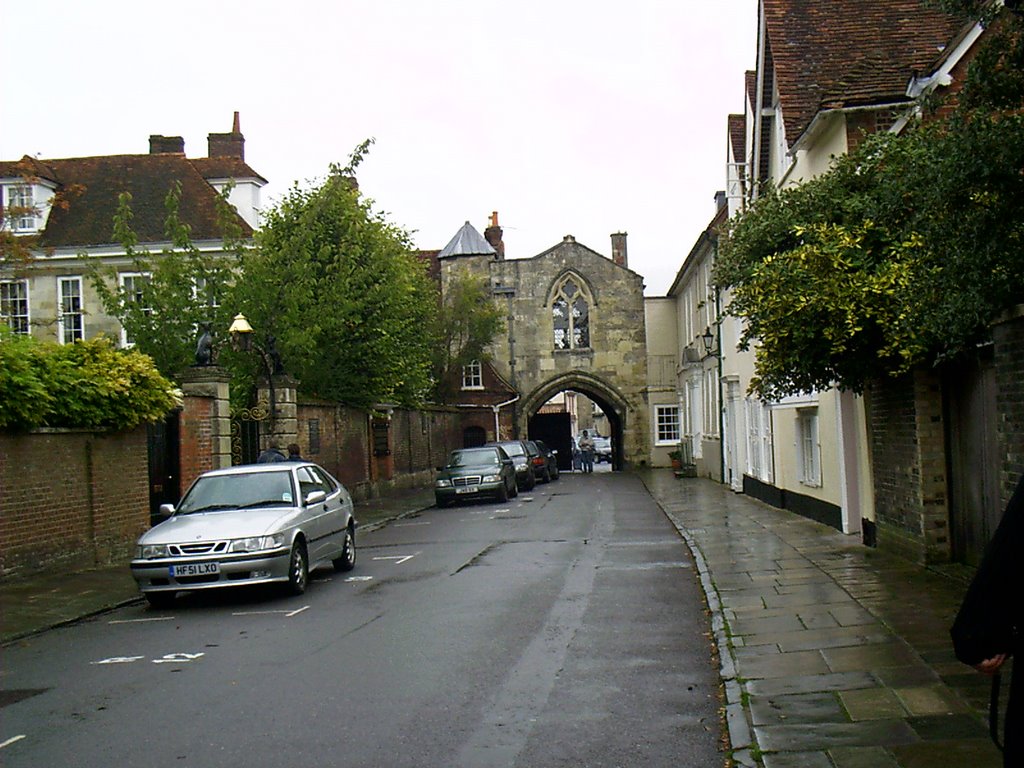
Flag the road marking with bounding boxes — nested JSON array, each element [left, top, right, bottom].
[[0, 735, 26, 750], [109, 617, 175, 625], [92, 656, 145, 665], [373, 554, 416, 565], [344, 575, 373, 582], [285, 605, 310, 617], [394, 521, 431, 527], [152, 652, 204, 664]]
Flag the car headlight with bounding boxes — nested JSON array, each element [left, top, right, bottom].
[[435, 478, 452, 488], [482, 474, 501, 483], [137, 544, 169, 559], [229, 534, 285, 553]]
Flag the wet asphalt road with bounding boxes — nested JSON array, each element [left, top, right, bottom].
[[0, 471, 722, 768]]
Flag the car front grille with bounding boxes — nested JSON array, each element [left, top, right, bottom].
[[168, 541, 229, 557], [453, 476, 482, 487]]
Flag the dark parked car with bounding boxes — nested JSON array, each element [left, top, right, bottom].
[[530, 439, 560, 483], [131, 463, 357, 608], [435, 446, 518, 507], [485, 440, 537, 491]]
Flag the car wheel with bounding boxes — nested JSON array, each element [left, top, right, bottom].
[[333, 526, 356, 572], [552, 465, 560, 480], [497, 481, 509, 503], [510, 479, 518, 498], [145, 592, 176, 609], [287, 541, 309, 595], [436, 494, 452, 508]]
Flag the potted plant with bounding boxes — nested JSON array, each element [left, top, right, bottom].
[[668, 449, 684, 471]]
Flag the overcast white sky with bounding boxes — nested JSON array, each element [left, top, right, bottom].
[[2, 0, 756, 296]]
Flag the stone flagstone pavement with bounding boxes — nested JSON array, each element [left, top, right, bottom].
[[638, 469, 1008, 768]]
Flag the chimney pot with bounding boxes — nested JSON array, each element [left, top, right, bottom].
[[208, 112, 245, 160], [149, 135, 185, 154], [610, 232, 628, 268], [484, 210, 505, 260]]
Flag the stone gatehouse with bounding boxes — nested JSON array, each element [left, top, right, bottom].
[[434, 215, 650, 469]]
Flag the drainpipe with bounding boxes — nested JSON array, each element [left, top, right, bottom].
[[492, 396, 520, 440]]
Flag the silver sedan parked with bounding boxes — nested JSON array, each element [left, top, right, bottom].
[[131, 462, 356, 608]]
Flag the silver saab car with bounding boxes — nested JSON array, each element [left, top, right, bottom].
[[131, 462, 356, 608]]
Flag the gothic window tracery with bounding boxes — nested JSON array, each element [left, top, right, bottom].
[[552, 276, 590, 350]]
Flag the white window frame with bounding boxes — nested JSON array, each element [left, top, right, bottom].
[[0, 278, 30, 334], [797, 408, 821, 487], [58, 276, 84, 344], [655, 404, 681, 445], [703, 367, 719, 438], [461, 359, 483, 390], [746, 397, 773, 481], [119, 272, 152, 347], [6, 184, 37, 232]]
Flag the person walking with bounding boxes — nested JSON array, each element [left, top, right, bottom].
[[578, 430, 595, 474], [256, 439, 287, 463], [951, 474, 1022, 765], [286, 443, 303, 461]]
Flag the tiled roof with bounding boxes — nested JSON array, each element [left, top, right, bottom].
[[4, 153, 255, 248], [763, 0, 965, 147], [728, 114, 746, 163], [191, 156, 267, 184]]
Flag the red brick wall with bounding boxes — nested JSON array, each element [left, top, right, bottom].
[[295, 403, 462, 500], [995, 308, 1024, 505], [867, 368, 950, 563], [179, 395, 213, 491], [0, 427, 149, 579]]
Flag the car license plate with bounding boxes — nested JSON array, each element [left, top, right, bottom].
[[456, 487, 479, 494], [171, 562, 220, 578]]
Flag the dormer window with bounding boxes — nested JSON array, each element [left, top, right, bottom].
[[5, 184, 37, 232]]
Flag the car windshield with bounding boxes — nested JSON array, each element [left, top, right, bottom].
[[498, 443, 525, 457], [450, 448, 499, 467], [177, 471, 295, 514]]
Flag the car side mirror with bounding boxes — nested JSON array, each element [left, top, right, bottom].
[[305, 490, 327, 506], [157, 503, 176, 520]]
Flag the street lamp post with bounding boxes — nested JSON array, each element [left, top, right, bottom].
[[228, 313, 281, 427]]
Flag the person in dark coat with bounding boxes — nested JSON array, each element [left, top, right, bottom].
[[952, 474, 1022, 765], [286, 443, 302, 461], [256, 439, 287, 464]]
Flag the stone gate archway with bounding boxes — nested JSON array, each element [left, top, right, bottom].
[[522, 371, 631, 471]]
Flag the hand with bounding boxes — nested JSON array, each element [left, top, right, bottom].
[[974, 653, 1008, 675]]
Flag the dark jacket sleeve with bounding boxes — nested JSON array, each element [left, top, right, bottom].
[[950, 476, 1023, 666]]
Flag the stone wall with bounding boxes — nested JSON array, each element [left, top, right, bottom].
[[0, 427, 149, 578]]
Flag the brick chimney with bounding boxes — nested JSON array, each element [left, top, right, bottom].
[[149, 135, 185, 154], [610, 232, 628, 268], [207, 111, 245, 160], [484, 211, 505, 260]]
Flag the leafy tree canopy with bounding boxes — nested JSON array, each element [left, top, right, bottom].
[[87, 182, 244, 378], [431, 268, 506, 404], [715, 5, 1024, 400], [231, 142, 440, 408]]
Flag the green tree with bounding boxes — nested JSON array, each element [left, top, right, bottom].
[[232, 145, 439, 408], [86, 182, 245, 378], [716, 0, 1024, 399], [430, 268, 506, 404]]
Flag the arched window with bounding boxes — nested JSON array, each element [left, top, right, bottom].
[[552, 277, 589, 350]]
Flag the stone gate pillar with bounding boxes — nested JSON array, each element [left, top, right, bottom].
[[257, 374, 299, 453], [179, 366, 233, 487]]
